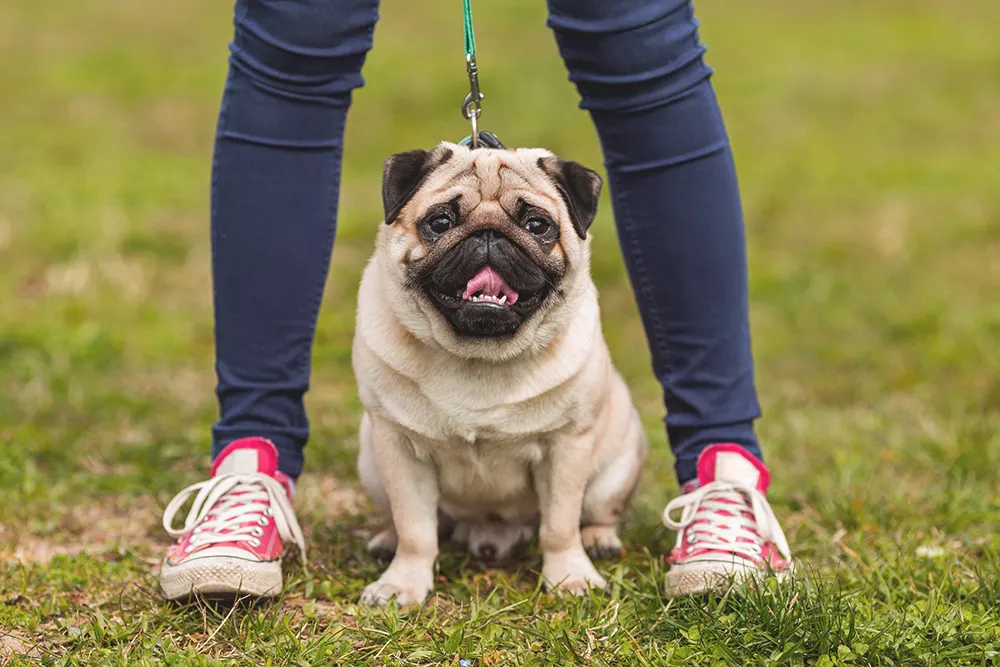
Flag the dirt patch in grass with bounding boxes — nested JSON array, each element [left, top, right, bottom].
[[0, 497, 163, 565], [283, 596, 359, 628], [296, 475, 370, 526], [0, 631, 40, 661], [1, 477, 370, 566]]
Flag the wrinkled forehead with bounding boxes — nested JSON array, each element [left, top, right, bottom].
[[421, 148, 564, 216]]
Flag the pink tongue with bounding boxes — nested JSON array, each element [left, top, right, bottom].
[[463, 266, 518, 305]]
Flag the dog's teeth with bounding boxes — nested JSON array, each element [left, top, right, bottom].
[[470, 293, 511, 304]]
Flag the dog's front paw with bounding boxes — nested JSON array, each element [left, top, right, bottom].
[[542, 548, 608, 595], [360, 580, 431, 607], [360, 561, 433, 607]]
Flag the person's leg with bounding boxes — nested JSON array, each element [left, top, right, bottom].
[[160, 0, 380, 600], [211, 0, 380, 480], [547, 0, 761, 484], [548, 0, 793, 598]]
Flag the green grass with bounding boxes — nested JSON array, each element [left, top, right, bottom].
[[3, 0, 1000, 663]]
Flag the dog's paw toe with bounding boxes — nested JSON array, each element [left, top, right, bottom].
[[586, 544, 624, 561], [366, 529, 397, 561], [369, 546, 395, 562], [543, 549, 608, 596], [360, 580, 431, 607], [548, 573, 609, 596], [581, 526, 623, 561]]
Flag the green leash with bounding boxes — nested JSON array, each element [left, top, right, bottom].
[[463, 0, 477, 65], [460, 0, 486, 148]]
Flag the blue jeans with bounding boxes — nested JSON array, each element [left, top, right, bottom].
[[210, 0, 762, 484]]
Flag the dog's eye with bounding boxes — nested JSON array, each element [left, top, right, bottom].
[[524, 218, 552, 236], [426, 216, 453, 235]]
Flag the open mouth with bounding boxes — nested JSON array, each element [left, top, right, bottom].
[[430, 266, 547, 313], [462, 267, 519, 306], [416, 230, 557, 338]]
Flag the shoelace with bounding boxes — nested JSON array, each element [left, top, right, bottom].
[[662, 480, 791, 562], [162, 473, 307, 560]]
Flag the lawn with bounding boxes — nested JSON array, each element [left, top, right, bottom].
[[2, 0, 1000, 664]]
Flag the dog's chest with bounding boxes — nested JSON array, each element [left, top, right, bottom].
[[416, 436, 545, 520], [413, 365, 580, 444], [437, 400, 563, 444], [402, 384, 574, 518]]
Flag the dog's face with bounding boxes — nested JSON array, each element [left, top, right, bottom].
[[375, 143, 603, 359]]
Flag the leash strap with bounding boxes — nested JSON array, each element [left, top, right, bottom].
[[460, 0, 484, 146], [463, 0, 476, 62]]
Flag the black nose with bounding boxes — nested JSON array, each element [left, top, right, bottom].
[[474, 229, 498, 259], [477, 543, 497, 560]]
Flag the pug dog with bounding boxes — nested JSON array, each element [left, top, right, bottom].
[[353, 142, 648, 606]]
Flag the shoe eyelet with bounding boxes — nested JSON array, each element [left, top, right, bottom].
[[249, 537, 261, 547], [184, 545, 193, 553], [251, 527, 264, 537], [258, 517, 269, 527], [688, 535, 698, 544], [263, 507, 273, 517]]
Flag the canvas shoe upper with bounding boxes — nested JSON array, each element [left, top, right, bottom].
[[159, 437, 306, 600], [662, 443, 792, 596]]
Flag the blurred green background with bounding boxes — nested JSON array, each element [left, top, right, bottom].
[[3, 0, 1000, 662]]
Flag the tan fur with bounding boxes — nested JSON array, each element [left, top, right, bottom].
[[354, 143, 648, 606]]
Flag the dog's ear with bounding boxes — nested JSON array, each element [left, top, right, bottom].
[[537, 157, 603, 239], [382, 147, 453, 225]]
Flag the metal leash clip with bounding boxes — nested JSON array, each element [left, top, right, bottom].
[[461, 54, 484, 148]]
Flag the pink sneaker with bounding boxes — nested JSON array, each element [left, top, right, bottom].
[[662, 443, 793, 596], [159, 438, 306, 600]]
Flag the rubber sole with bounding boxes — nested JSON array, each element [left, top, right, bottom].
[[159, 556, 283, 601], [665, 561, 793, 597]]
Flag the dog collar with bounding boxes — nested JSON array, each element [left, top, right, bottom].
[[458, 131, 506, 150]]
